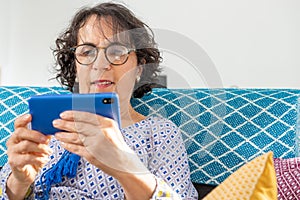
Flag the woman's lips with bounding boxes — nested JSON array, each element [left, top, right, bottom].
[[91, 80, 114, 89]]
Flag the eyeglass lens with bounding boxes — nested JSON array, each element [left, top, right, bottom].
[[74, 44, 130, 65]]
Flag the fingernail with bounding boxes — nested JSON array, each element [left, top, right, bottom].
[[24, 114, 31, 119], [59, 113, 65, 118], [52, 119, 61, 126], [60, 112, 67, 118], [40, 136, 48, 143]]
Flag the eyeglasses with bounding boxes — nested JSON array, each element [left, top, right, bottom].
[[70, 43, 135, 66]]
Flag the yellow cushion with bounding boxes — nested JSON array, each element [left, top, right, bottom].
[[203, 151, 277, 200]]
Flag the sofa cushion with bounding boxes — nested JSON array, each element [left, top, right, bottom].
[[274, 157, 300, 199], [131, 88, 300, 185], [202, 152, 277, 200], [0, 86, 70, 166]]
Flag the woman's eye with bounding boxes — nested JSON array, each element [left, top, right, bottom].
[[76, 46, 97, 58], [80, 49, 95, 57], [111, 49, 124, 56], [107, 46, 126, 58]]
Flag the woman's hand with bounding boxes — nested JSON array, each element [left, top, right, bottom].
[[54, 111, 157, 200], [53, 110, 148, 177], [6, 114, 52, 199]]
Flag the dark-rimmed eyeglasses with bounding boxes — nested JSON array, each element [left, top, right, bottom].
[[70, 42, 135, 66]]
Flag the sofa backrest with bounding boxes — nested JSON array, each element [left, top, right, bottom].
[[1, 86, 300, 186], [131, 88, 300, 185]]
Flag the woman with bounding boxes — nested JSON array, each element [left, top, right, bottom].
[[1, 2, 198, 199]]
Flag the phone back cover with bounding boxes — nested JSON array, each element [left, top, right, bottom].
[[28, 93, 121, 135]]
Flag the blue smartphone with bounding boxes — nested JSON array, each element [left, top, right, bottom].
[[28, 93, 121, 135]]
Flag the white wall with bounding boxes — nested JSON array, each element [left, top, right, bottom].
[[0, 0, 299, 89]]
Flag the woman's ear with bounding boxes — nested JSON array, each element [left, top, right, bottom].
[[137, 65, 143, 77], [137, 58, 145, 76]]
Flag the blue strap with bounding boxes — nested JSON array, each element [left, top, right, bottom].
[[37, 151, 80, 200]]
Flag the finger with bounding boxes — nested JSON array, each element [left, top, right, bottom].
[[60, 142, 106, 169], [55, 115, 125, 147], [9, 153, 49, 169], [60, 142, 87, 158], [9, 127, 50, 145], [14, 114, 31, 128], [53, 119, 101, 137], [54, 131, 82, 145], [10, 140, 52, 155], [60, 110, 118, 127]]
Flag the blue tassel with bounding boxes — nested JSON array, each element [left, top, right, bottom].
[[37, 150, 81, 200]]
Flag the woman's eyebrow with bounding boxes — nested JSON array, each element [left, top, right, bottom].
[[76, 35, 129, 47]]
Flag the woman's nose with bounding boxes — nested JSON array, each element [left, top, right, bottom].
[[91, 51, 112, 71]]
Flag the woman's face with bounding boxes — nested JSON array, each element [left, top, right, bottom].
[[75, 15, 141, 102]]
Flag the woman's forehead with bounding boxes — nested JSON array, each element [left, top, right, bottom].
[[77, 15, 131, 45]]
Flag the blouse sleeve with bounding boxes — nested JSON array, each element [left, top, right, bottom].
[[148, 118, 198, 199], [0, 163, 12, 199]]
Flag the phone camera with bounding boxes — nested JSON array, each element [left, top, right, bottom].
[[103, 98, 114, 104]]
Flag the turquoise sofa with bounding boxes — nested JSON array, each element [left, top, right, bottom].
[[1, 86, 300, 199]]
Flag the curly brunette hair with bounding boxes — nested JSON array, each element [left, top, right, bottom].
[[53, 2, 162, 98]]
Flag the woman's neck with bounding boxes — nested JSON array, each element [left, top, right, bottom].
[[120, 105, 146, 128]]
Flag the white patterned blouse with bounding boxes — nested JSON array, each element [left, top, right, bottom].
[[0, 116, 198, 199]]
